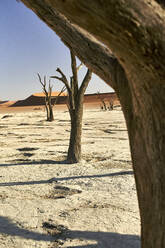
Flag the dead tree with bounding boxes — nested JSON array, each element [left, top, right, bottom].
[[97, 91, 107, 111], [51, 49, 92, 163], [37, 73, 54, 121], [37, 74, 66, 121], [20, 1, 165, 246]]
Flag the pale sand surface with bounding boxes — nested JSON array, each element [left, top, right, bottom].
[[0, 107, 140, 247]]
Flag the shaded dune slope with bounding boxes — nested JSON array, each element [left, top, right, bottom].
[[10, 92, 119, 107]]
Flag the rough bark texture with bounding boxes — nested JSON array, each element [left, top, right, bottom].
[[20, 1, 165, 247]]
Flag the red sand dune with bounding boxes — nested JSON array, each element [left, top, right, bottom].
[[10, 93, 67, 107], [0, 101, 16, 107], [0, 92, 120, 114], [33, 91, 67, 97], [9, 92, 119, 107]]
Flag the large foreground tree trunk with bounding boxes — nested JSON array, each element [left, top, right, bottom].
[[20, 1, 165, 246], [109, 60, 165, 247]]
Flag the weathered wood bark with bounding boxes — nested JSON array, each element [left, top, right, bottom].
[[51, 51, 92, 163], [20, 1, 165, 246]]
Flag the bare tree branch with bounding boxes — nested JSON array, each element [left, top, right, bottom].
[[37, 73, 44, 87], [44, 75, 46, 87], [37, 73, 48, 97], [48, 80, 53, 98], [77, 62, 83, 72], [70, 49, 78, 94], [51, 68, 71, 93], [56, 68, 68, 81], [79, 69, 92, 96], [52, 86, 66, 106]]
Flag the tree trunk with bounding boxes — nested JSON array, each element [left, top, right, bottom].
[[110, 60, 165, 247], [67, 105, 83, 163], [48, 101, 54, 122], [127, 85, 165, 247], [45, 102, 49, 121]]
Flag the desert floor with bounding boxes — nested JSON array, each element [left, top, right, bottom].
[[0, 106, 140, 248]]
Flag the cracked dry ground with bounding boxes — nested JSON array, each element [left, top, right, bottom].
[[0, 108, 140, 247]]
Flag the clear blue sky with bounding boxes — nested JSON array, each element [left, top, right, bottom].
[[0, 0, 113, 101]]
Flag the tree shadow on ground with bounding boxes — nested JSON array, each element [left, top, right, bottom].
[[66, 229, 140, 248], [0, 216, 140, 247], [0, 159, 68, 167], [0, 171, 133, 187], [0, 216, 53, 241]]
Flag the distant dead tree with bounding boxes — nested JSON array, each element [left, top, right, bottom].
[[97, 91, 107, 111], [37, 73, 65, 121], [51, 49, 92, 163]]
